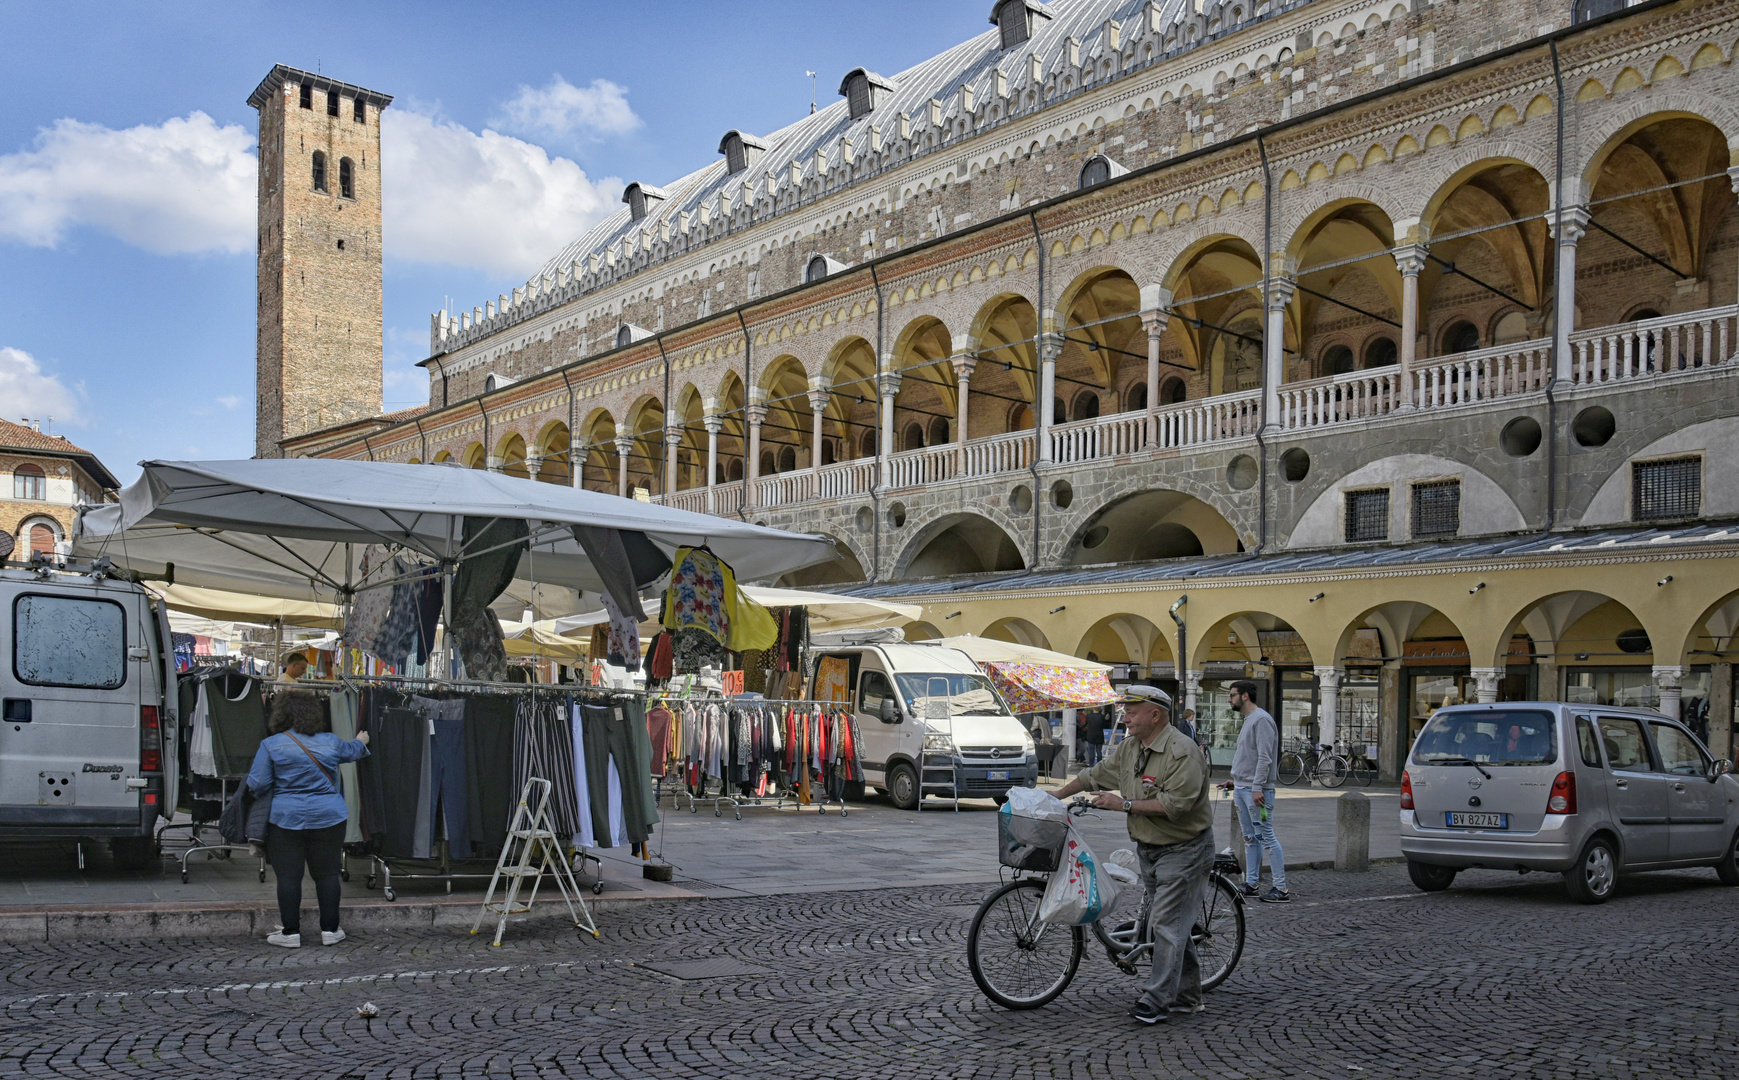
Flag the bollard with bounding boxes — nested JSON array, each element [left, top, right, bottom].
[[1335, 790, 1371, 872]]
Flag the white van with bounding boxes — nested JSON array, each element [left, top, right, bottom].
[[0, 559, 174, 868], [810, 641, 1038, 809]]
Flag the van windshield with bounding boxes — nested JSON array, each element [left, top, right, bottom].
[[1412, 710, 1557, 766], [895, 673, 1006, 717]]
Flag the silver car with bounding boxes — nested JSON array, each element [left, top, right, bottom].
[[1400, 703, 1738, 904]]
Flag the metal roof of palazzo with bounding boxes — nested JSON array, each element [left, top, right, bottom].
[[527, 0, 1298, 289], [829, 523, 1739, 600]]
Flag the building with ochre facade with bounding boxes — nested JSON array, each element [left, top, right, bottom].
[[278, 0, 1739, 777]]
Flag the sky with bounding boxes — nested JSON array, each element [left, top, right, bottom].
[[0, 1, 990, 485]]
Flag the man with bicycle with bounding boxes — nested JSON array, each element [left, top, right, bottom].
[[1054, 685, 1213, 1025]]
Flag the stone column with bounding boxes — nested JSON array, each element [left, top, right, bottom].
[[876, 370, 902, 487], [1653, 665, 1686, 721], [808, 381, 830, 500], [1394, 244, 1428, 410], [950, 353, 977, 474], [663, 428, 681, 498], [1037, 333, 1062, 462], [1263, 276, 1296, 429], [524, 453, 542, 481], [703, 412, 722, 513], [1709, 662, 1733, 762], [1140, 306, 1169, 445], [1551, 206, 1590, 382], [744, 399, 768, 508], [485, 455, 504, 473], [613, 434, 633, 499], [1731, 171, 1739, 305], [569, 436, 585, 489], [1315, 665, 1341, 748], [1471, 667, 1503, 704]]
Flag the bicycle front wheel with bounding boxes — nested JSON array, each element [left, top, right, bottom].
[[1277, 751, 1305, 786], [1349, 755, 1378, 786], [1195, 874, 1246, 991], [1317, 754, 1349, 789], [968, 878, 1083, 1010]]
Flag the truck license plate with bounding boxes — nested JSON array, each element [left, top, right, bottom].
[[1446, 812, 1508, 829], [986, 770, 1010, 781]]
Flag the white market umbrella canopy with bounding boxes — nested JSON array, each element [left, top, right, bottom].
[[930, 634, 1112, 671], [73, 459, 838, 602]]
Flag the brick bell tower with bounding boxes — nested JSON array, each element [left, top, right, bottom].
[[248, 65, 392, 458]]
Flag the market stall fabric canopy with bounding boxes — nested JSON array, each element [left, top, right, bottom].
[[148, 582, 345, 629], [930, 634, 1118, 714], [73, 459, 839, 602], [547, 586, 922, 635]]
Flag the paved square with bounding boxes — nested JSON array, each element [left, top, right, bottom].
[[1, 864, 1734, 1079]]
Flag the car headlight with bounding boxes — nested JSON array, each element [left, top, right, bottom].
[[923, 733, 956, 753], [1021, 734, 1035, 755]]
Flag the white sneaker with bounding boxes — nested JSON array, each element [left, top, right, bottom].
[[266, 931, 301, 948], [321, 929, 346, 946]]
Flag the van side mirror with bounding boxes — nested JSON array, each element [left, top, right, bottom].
[[879, 698, 899, 724], [1708, 758, 1732, 783]]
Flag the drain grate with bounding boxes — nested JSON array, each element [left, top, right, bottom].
[[638, 957, 770, 980]]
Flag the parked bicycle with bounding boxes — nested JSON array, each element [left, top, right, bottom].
[[1277, 737, 1348, 788], [967, 798, 1246, 1010]]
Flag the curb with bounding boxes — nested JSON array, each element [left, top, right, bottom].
[[0, 890, 703, 944]]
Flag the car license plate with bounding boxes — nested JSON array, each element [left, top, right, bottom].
[[1446, 812, 1508, 829], [987, 770, 1010, 781]]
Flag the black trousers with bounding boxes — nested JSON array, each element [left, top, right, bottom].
[[266, 822, 345, 935]]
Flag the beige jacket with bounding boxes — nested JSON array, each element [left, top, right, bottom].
[[1077, 723, 1213, 846]]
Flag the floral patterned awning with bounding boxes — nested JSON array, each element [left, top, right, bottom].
[[983, 661, 1119, 715]]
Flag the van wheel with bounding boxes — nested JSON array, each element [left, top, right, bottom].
[[888, 763, 919, 811], [1714, 829, 1739, 886], [1563, 836, 1618, 904], [1406, 860, 1456, 892], [109, 837, 158, 872]]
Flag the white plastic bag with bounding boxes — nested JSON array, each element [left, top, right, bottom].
[[1003, 785, 1069, 821], [1038, 827, 1120, 925], [1104, 847, 1141, 887], [998, 787, 1071, 870]]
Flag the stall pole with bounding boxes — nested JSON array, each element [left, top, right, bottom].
[[1061, 707, 1077, 777]]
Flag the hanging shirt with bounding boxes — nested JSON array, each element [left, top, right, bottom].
[[664, 547, 732, 645]]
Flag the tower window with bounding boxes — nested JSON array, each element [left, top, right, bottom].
[[13, 464, 46, 501], [299, 83, 313, 109], [311, 151, 327, 193], [1411, 479, 1461, 537], [354, 97, 366, 123], [1633, 456, 1701, 521], [339, 157, 355, 199], [1344, 488, 1389, 543], [327, 91, 340, 117]]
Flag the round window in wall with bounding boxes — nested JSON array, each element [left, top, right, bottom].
[[1051, 479, 1074, 509], [1081, 525, 1110, 550], [1009, 484, 1034, 514], [1572, 406, 1616, 447], [1501, 416, 1542, 457], [1616, 628, 1652, 654], [855, 505, 874, 533], [1226, 454, 1258, 491], [887, 501, 907, 529], [1280, 448, 1310, 483]]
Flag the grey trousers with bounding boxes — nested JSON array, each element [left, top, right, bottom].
[[1136, 828, 1213, 1010]]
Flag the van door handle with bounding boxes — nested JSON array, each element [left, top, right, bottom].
[[1614, 780, 1628, 789], [1671, 782, 1686, 792]]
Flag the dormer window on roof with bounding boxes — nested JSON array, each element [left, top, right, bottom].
[[616, 323, 653, 348], [839, 69, 897, 121], [992, 0, 1054, 49], [806, 254, 852, 284], [1079, 153, 1129, 190], [718, 130, 769, 175], [622, 182, 668, 223]]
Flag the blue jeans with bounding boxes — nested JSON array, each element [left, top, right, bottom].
[[1233, 785, 1286, 891]]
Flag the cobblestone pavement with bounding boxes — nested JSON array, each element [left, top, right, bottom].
[[1, 864, 1734, 1079]]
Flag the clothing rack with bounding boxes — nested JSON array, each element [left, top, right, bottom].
[[167, 663, 274, 882], [661, 695, 860, 821]]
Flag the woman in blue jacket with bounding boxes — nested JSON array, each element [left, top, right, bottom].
[[246, 691, 370, 948]]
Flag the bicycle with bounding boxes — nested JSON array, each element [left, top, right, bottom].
[[1277, 738, 1348, 788], [1341, 743, 1378, 786], [967, 798, 1246, 1011]]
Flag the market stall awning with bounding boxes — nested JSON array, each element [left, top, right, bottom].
[[930, 635, 1117, 714], [73, 459, 838, 601], [546, 586, 923, 635], [148, 582, 345, 629], [498, 618, 590, 659]]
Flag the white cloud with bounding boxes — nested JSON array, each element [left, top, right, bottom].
[[495, 76, 641, 139], [0, 347, 84, 425], [216, 395, 240, 409], [382, 109, 622, 277], [0, 112, 255, 255]]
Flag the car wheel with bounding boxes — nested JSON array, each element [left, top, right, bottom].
[[1715, 829, 1739, 887], [1406, 860, 1456, 892], [888, 762, 919, 811], [1563, 835, 1618, 904]]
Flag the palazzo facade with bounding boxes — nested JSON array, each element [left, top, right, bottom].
[[281, 0, 1739, 776]]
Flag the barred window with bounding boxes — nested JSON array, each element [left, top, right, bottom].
[[353, 97, 366, 123], [1345, 488, 1389, 543], [1633, 457, 1701, 521], [311, 151, 327, 193], [1411, 479, 1461, 538], [299, 83, 312, 109], [327, 91, 340, 117]]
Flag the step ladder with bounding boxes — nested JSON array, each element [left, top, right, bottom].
[[471, 776, 599, 946]]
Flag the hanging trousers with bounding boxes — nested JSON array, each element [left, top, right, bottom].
[[581, 702, 651, 846], [426, 700, 470, 857], [369, 706, 425, 858]]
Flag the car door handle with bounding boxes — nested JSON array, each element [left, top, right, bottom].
[[1614, 780, 1628, 789], [1671, 782, 1686, 792]]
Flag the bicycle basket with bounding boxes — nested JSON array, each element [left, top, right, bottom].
[[998, 812, 1070, 872]]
